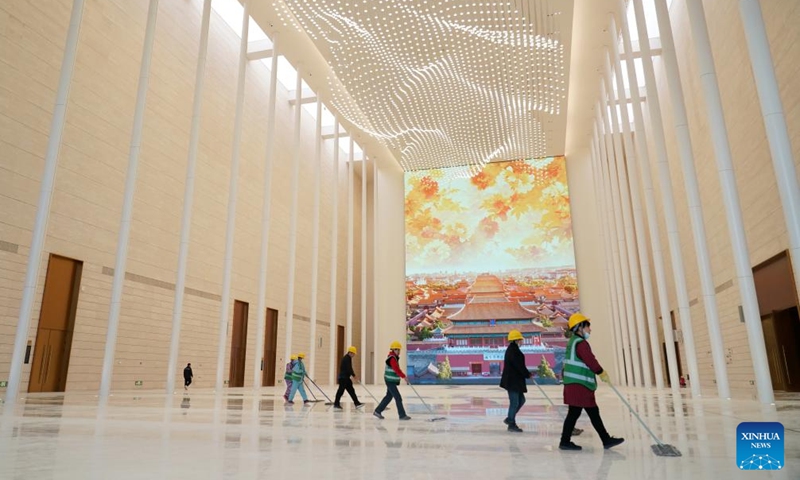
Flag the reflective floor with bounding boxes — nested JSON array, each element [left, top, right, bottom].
[[0, 384, 798, 479]]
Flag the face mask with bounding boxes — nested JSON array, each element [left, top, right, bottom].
[[583, 333, 591, 341]]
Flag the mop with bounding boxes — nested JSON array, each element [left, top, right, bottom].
[[305, 376, 336, 406], [609, 383, 682, 457], [530, 377, 583, 436], [407, 383, 446, 422], [302, 379, 324, 403], [357, 380, 389, 410]]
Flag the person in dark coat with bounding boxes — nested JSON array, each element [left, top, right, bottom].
[[559, 313, 624, 451], [183, 363, 193, 390], [334, 346, 364, 409], [500, 329, 531, 432]]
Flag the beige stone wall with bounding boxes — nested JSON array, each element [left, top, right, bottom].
[[0, 0, 365, 391], [643, 0, 800, 399]]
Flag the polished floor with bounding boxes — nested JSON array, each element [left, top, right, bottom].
[[0, 384, 797, 479]]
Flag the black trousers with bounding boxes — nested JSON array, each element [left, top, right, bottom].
[[560, 406, 611, 444], [334, 377, 360, 405], [184, 377, 192, 387]]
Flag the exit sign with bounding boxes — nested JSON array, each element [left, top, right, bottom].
[[0, 381, 7, 387], [134, 380, 143, 386]]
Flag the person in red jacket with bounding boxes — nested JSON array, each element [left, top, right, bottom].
[[559, 313, 624, 451], [373, 341, 411, 420]]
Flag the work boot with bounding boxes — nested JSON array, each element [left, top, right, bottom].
[[373, 411, 384, 419], [507, 424, 523, 433], [603, 437, 625, 449], [282, 394, 288, 402], [559, 442, 582, 451], [333, 405, 343, 410], [503, 418, 510, 425], [355, 403, 365, 409], [303, 400, 311, 405], [399, 416, 412, 421]]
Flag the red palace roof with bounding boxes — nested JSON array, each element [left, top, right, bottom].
[[449, 300, 537, 321], [446, 323, 546, 335]]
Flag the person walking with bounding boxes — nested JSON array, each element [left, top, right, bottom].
[[334, 346, 364, 409], [373, 341, 411, 420], [283, 355, 297, 402], [183, 363, 193, 390], [559, 313, 624, 451], [500, 329, 530, 432], [288, 353, 310, 405]]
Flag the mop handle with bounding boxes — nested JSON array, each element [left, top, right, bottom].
[[608, 383, 663, 445], [358, 380, 380, 403], [408, 382, 436, 415], [306, 375, 334, 403], [530, 376, 566, 420], [304, 379, 319, 400]]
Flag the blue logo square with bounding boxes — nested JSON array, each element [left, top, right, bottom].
[[737, 422, 784, 471]]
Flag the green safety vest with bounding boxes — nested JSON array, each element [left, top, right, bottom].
[[384, 354, 401, 384], [563, 336, 597, 391], [291, 360, 306, 381]]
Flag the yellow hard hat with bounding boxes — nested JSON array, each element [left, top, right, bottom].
[[507, 329, 524, 342], [290, 355, 298, 360], [348, 346, 357, 354], [568, 313, 590, 330], [297, 352, 306, 359], [390, 341, 402, 350]]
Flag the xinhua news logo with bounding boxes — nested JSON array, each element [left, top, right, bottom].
[[736, 422, 784, 471]]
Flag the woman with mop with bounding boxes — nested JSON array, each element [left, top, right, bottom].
[[500, 329, 530, 433], [559, 313, 624, 451], [373, 341, 411, 421], [288, 353, 310, 405]]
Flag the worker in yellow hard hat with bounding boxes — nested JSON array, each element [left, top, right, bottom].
[[288, 353, 309, 405], [500, 329, 531, 432], [334, 346, 364, 409], [373, 341, 411, 420], [283, 354, 298, 402], [559, 313, 624, 451]]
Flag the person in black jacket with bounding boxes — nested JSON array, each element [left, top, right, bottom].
[[334, 346, 364, 409], [500, 330, 531, 432], [183, 363, 193, 390]]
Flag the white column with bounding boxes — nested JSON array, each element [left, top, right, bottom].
[[372, 156, 379, 384], [617, 0, 680, 391], [608, 19, 655, 388], [251, 37, 280, 389], [215, 1, 249, 391], [598, 102, 635, 386], [283, 66, 303, 364], [328, 121, 341, 385], [360, 151, 367, 380], [346, 138, 355, 347], [99, 0, 160, 399], [591, 129, 624, 382], [652, 0, 727, 398], [165, 0, 213, 394], [739, 0, 800, 315], [684, 0, 769, 402], [633, 0, 701, 398], [602, 62, 643, 387], [308, 100, 323, 379], [4, 0, 86, 405]]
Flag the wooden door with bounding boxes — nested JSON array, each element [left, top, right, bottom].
[[262, 308, 278, 386], [229, 300, 249, 388], [29, 255, 82, 393], [773, 308, 800, 392], [336, 325, 345, 365], [762, 314, 786, 391]]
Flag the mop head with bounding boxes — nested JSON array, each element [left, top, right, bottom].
[[428, 417, 447, 422], [651, 443, 682, 457]]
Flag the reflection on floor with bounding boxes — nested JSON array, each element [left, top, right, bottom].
[[0, 385, 797, 479]]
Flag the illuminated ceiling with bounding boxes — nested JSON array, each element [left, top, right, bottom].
[[272, 0, 573, 176]]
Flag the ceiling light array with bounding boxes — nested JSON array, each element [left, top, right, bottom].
[[274, 0, 565, 177]]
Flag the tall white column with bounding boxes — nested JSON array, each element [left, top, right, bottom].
[[598, 101, 635, 386], [308, 100, 323, 379], [99, 0, 160, 400], [602, 63, 643, 387], [165, 0, 213, 394], [283, 66, 304, 365], [346, 138, 355, 347], [608, 20, 656, 388], [372, 156, 379, 384], [633, 0, 701, 398], [652, 0, 728, 398], [252, 37, 280, 389], [328, 121, 341, 385], [684, 0, 770, 402], [739, 0, 800, 312], [360, 151, 367, 380], [215, 1, 250, 391], [5, 0, 86, 405], [591, 130, 625, 382], [617, 0, 680, 391]]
